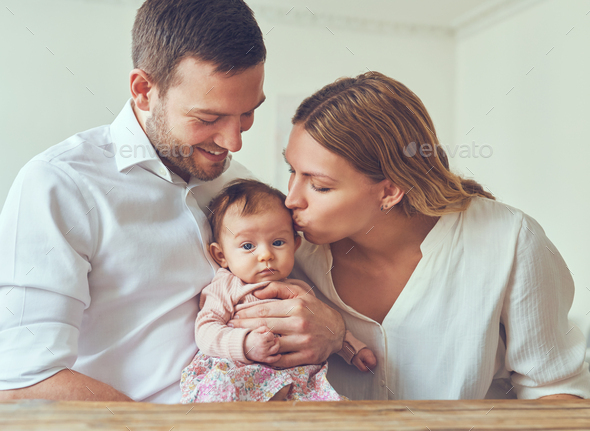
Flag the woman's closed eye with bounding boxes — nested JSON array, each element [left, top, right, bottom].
[[287, 167, 331, 193], [310, 184, 330, 193]]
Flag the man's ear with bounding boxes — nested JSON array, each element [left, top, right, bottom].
[[129, 68, 157, 112], [208, 242, 229, 268], [294, 234, 302, 252]]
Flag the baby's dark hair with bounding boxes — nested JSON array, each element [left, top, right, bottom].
[[207, 178, 298, 243]]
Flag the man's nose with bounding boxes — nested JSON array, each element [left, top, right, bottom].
[[216, 118, 242, 153]]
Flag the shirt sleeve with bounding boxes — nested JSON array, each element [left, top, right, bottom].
[[195, 272, 254, 364], [501, 214, 590, 399], [0, 160, 95, 389]]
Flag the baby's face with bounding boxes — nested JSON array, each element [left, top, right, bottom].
[[211, 202, 302, 284]]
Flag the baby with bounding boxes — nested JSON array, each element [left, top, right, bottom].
[[180, 178, 376, 402]]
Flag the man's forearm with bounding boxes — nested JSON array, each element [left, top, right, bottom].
[[0, 369, 133, 402]]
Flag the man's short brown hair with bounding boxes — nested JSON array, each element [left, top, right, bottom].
[[207, 179, 297, 243], [132, 0, 266, 98]]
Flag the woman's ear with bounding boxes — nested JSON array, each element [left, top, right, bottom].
[[379, 179, 405, 211], [208, 242, 229, 268]]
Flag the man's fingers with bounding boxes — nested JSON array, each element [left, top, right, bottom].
[[266, 351, 312, 369], [268, 341, 281, 355], [252, 281, 305, 300], [230, 299, 308, 325], [270, 334, 311, 354], [262, 354, 281, 364], [228, 316, 307, 338]]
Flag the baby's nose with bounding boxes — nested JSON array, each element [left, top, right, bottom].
[[258, 247, 274, 261]]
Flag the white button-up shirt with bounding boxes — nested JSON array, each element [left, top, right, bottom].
[[0, 99, 253, 402], [292, 197, 590, 400]]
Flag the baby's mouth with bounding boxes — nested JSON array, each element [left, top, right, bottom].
[[259, 268, 276, 275]]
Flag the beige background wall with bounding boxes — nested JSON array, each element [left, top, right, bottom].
[[454, 0, 590, 334], [1, 0, 588, 339]]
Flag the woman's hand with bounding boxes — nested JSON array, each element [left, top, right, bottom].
[[228, 281, 346, 368], [244, 326, 281, 364]]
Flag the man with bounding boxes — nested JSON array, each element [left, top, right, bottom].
[[0, 0, 344, 403]]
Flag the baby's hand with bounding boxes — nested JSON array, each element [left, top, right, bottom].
[[244, 326, 281, 363], [352, 347, 378, 372]]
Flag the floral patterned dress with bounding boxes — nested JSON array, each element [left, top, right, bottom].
[[180, 351, 347, 403]]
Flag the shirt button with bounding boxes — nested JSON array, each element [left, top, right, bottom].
[[159, 167, 166, 176], [380, 380, 385, 387]]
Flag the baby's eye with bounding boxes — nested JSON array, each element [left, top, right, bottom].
[[241, 243, 255, 251], [272, 240, 285, 247]]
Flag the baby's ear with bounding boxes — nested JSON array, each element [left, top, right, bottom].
[[294, 234, 302, 251], [209, 242, 228, 268]]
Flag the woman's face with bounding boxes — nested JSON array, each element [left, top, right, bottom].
[[284, 124, 384, 245]]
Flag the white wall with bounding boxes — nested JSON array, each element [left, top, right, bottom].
[[239, 2, 455, 193], [2, 0, 586, 335], [0, 0, 455, 204], [0, 0, 136, 205], [1, 0, 587, 351], [455, 0, 590, 333]]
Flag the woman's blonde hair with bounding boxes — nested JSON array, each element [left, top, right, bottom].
[[292, 72, 494, 217]]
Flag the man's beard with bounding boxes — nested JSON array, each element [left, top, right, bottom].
[[145, 98, 226, 182]]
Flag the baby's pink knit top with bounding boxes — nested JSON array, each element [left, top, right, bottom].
[[195, 268, 366, 365]]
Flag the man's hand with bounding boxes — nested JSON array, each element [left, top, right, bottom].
[[244, 326, 281, 363], [228, 280, 345, 368], [352, 348, 378, 372]]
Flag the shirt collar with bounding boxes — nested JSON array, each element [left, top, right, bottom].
[[109, 98, 162, 174], [419, 209, 461, 256], [109, 98, 232, 183]]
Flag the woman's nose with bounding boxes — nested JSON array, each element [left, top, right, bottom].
[[285, 177, 304, 210]]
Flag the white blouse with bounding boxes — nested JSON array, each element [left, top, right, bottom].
[[292, 197, 590, 400]]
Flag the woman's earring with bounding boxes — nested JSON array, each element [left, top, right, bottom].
[[381, 204, 394, 212]]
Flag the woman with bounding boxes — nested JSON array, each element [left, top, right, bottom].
[[279, 71, 590, 400]]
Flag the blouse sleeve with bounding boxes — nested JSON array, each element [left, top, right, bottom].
[[501, 214, 590, 399]]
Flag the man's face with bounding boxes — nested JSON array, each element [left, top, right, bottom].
[[145, 58, 265, 181]]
